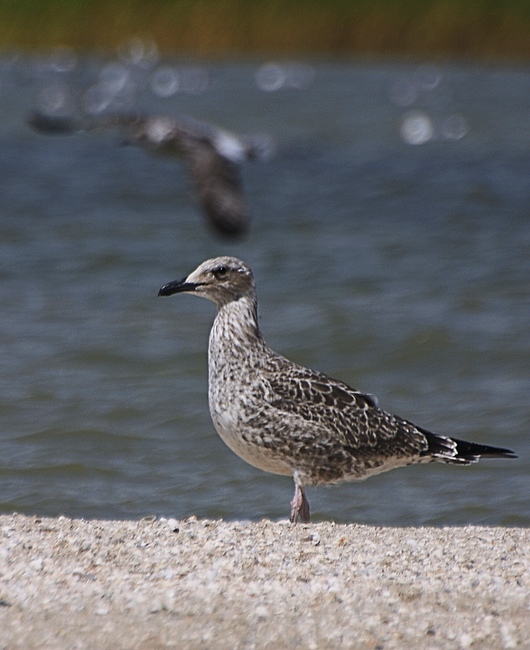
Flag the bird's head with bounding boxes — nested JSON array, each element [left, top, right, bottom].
[[158, 257, 255, 308]]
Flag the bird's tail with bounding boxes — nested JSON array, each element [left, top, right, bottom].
[[421, 428, 517, 465]]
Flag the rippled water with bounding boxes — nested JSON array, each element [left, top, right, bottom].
[[0, 56, 529, 525]]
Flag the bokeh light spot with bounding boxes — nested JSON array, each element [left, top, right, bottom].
[[400, 110, 434, 145]]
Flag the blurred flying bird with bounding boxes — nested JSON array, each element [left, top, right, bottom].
[[28, 111, 273, 237]]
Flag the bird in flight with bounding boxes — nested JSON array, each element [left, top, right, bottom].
[[28, 111, 272, 238]]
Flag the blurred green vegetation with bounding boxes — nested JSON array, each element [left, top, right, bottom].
[[1, 0, 529, 59]]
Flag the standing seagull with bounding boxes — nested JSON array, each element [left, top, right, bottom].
[[158, 257, 517, 523], [28, 111, 271, 237]]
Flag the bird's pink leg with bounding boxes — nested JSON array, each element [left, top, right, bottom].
[[290, 478, 310, 523]]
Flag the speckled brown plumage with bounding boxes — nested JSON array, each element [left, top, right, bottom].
[[159, 257, 517, 523]]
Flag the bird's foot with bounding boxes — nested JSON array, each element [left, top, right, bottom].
[[290, 483, 311, 524]]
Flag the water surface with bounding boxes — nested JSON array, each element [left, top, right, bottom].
[[0, 57, 528, 525]]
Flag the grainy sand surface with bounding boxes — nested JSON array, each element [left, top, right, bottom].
[[0, 514, 528, 649]]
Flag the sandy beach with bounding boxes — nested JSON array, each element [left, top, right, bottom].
[[0, 514, 528, 649]]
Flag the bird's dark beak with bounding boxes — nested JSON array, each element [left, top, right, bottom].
[[158, 278, 203, 297]]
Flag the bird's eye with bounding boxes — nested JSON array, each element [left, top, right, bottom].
[[213, 266, 229, 278]]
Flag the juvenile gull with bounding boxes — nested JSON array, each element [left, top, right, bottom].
[[159, 257, 517, 523], [28, 111, 272, 238]]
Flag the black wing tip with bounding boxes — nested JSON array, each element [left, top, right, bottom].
[[452, 437, 517, 461], [205, 207, 249, 238], [423, 430, 517, 463], [27, 111, 78, 135], [209, 220, 248, 238]]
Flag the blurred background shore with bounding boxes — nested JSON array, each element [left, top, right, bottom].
[[1, 0, 529, 61]]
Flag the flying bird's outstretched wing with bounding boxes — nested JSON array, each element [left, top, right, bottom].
[[28, 111, 270, 238], [178, 131, 250, 236]]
